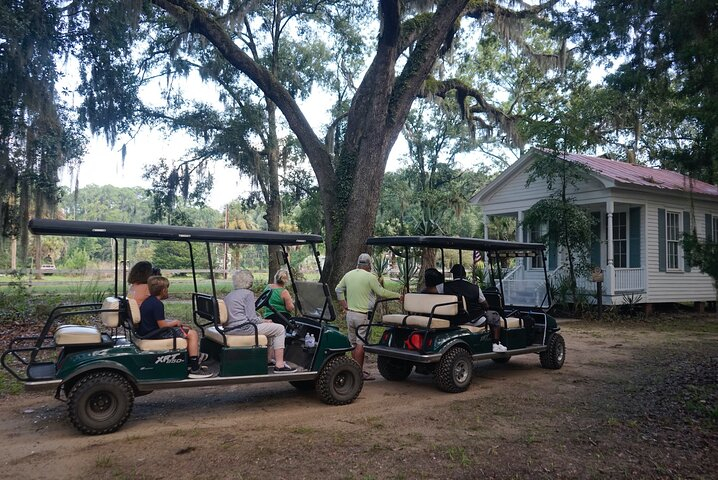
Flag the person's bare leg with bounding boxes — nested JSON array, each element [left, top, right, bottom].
[[186, 329, 199, 356], [274, 348, 286, 368], [353, 343, 365, 370]]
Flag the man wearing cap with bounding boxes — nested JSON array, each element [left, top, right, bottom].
[[335, 253, 401, 380]]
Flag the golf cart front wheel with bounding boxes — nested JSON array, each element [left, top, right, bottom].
[[434, 347, 473, 393], [540, 333, 566, 369], [316, 355, 363, 405], [68, 371, 134, 435]]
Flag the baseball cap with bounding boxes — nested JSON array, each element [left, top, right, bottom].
[[357, 253, 372, 266]]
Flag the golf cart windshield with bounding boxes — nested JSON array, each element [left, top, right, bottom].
[[294, 282, 336, 321]]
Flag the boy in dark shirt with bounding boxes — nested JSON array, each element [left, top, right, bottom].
[[139, 276, 211, 378]]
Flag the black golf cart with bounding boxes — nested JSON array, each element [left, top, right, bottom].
[[360, 235, 565, 392], [1, 219, 362, 434]]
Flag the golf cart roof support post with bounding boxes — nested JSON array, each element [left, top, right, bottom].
[[404, 246, 409, 293], [205, 241, 216, 299], [122, 238, 127, 298], [284, 245, 303, 314], [440, 248, 445, 277], [188, 241, 197, 293], [113, 237, 119, 298], [542, 250, 552, 306]]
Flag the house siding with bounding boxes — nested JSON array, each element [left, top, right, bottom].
[[481, 164, 607, 215], [644, 196, 715, 303]]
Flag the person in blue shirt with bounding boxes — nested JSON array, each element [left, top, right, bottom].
[[138, 276, 211, 378]]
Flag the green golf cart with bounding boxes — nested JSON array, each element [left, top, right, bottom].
[[360, 235, 565, 393], [1, 219, 362, 434]]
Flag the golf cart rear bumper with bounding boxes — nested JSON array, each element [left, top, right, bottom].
[[364, 344, 548, 364]]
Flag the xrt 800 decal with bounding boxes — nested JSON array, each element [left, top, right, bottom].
[[155, 353, 184, 364]]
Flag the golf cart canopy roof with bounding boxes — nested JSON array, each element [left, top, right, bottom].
[[29, 218, 323, 246], [366, 235, 545, 253]]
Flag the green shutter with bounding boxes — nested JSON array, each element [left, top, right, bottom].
[[590, 212, 601, 267], [629, 207, 641, 268], [684, 211, 691, 272], [658, 208, 666, 272], [706, 214, 713, 242]]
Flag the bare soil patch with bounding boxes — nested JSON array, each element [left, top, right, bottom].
[[1, 318, 716, 480]]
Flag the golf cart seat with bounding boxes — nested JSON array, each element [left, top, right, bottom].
[[204, 299, 268, 347], [482, 287, 524, 328], [382, 293, 462, 329], [123, 297, 189, 351], [53, 296, 123, 346]]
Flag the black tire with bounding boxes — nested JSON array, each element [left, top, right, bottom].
[[289, 380, 315, 391], [434, 347, 473, 393], [68, 371, 134, 435], [492, 356, 511, 364], [540, 333, 566, 369], [316, 355, 363, 405], [377, 355, 413, 381]]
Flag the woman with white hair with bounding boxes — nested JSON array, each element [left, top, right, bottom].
[[261, 269, 295, 327], [224, 269, 296, 373]]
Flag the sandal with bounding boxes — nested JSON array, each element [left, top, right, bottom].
[[362, 371, 375, 381]]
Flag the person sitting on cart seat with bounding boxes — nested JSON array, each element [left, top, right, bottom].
[[420, 268, 445, 294], [138, 276, 212, 378], [444, 264, 507, 353], [224, 269, 297, 373], [261, 268, 295, 328], [335, 253, 402, 381], [128, 261, 154, 306]]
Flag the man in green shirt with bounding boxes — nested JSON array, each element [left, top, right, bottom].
[[335, 253, 401, 380]]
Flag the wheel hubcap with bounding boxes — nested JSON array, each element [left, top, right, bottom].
[[454, 360, 470, 383], [88, 392, 116, 419]]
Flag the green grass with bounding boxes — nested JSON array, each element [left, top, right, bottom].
[[0, 371, 24, 395]]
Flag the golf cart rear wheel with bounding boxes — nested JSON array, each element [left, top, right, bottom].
[[377, 355, 413, 381], [316, 355, 362, 405], [68, 371, 134, 435], [540, 333, 565, 369], [434, 347, 473, 393]]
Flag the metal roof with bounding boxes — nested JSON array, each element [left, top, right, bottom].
[[366, 235, 545, 252], [559, 151, 718, 197], [28, 219, 323, 245]]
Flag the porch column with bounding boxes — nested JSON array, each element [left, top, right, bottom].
[[605, 201, 615, 297], [517, 210, 524, 242], [483, 214, 489, 239]]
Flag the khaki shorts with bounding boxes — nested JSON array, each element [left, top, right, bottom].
[[345, 310, 369, 346]]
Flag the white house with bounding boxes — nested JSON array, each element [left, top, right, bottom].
[[471, 148, 718, 307]]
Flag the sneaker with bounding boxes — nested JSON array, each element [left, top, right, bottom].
[[188, 369, 214, 379], [492, 342, 508, 353], [273, 364, 297, 373]]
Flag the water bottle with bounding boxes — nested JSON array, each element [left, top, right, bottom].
[[310, 334, 316, 347], [304, 332, 311, 347]]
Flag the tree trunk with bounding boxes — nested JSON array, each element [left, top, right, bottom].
[[265, 102, 282, 284]]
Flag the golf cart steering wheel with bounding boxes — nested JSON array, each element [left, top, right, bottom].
[[255, 289, 272, 310]]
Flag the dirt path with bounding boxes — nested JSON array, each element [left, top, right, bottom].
[[1, 319, 716, 480]]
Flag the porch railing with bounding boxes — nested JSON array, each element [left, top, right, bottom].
[[614, 267, 645, 292], [549, 266, 646, 293]]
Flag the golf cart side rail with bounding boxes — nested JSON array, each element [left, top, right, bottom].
[[29, 218, 323, 245]]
